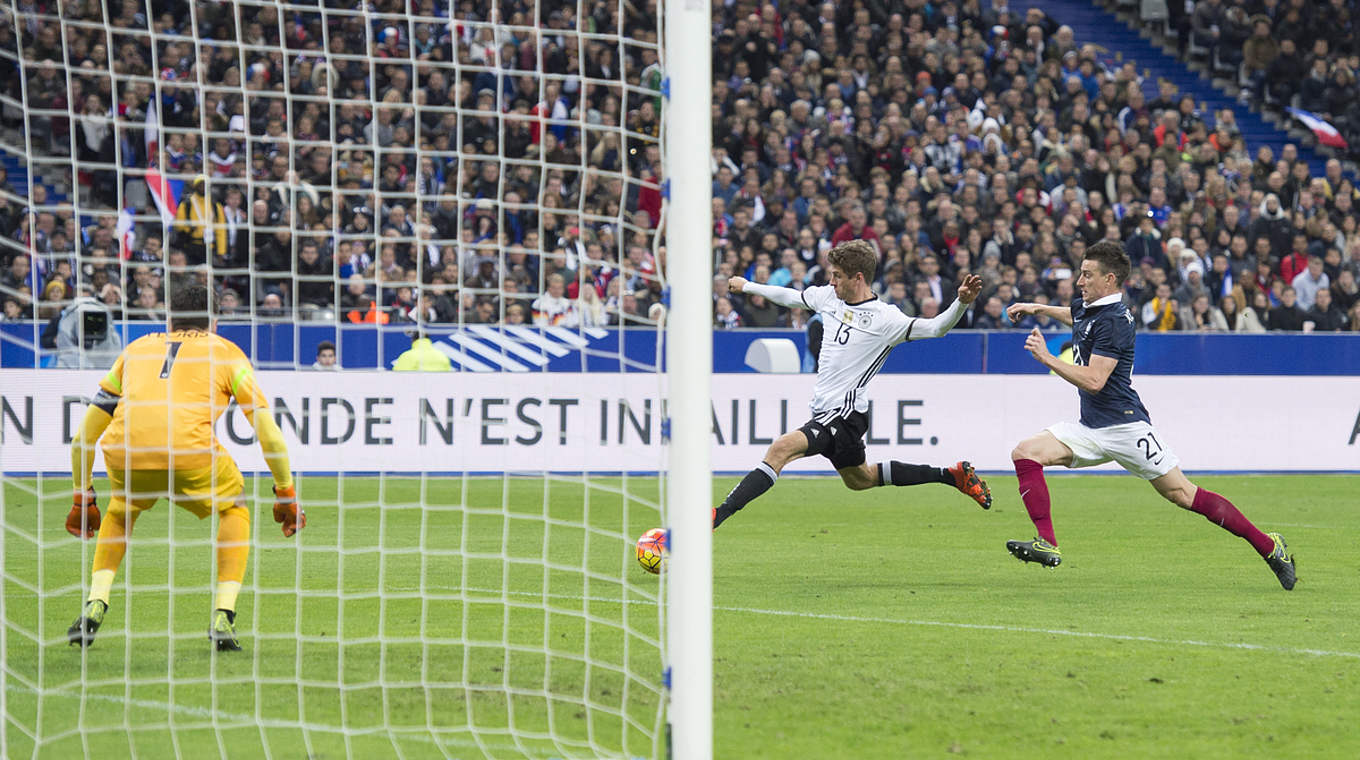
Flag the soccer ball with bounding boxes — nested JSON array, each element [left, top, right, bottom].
[[635, 528, 668, 574]]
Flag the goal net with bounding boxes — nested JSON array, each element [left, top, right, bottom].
[[0, 1, 708, 758]]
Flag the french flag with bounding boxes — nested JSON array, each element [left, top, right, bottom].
[[143, 101, 181, 223], [146, 165, 180, 223], [144, 101, 158, 159], [1286, 107, 1348, 150], [115, 208, 135, 259]]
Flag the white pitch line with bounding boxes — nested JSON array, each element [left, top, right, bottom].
[[434, 585, 1360, 662], [1268, 523, 1337, 530]]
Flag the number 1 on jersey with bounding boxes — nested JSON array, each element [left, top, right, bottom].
[[159, 341, 183, 378]]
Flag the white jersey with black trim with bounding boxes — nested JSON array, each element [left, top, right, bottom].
[[801, 284, 915, 422]]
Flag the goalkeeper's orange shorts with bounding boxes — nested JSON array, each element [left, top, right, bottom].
[[106, 455, 244, 519]]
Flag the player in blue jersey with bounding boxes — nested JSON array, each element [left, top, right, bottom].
[[1002, 241, 1296, 589]]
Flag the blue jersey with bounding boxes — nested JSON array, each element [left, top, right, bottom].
[[1069, 295, 1151, 428]]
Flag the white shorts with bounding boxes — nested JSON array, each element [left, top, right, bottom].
[[1046, 420, 1180, 480]]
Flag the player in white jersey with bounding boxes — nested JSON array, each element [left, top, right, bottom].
[[712, 240, 991, 530]]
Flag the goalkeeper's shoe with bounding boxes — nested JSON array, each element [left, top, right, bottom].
[[209, 609, 241, 652], [1006, 537, 1062, 567], [1263, 532, 1296, 591], [67, 600, 107, 647], [948, 461, 992, 509]]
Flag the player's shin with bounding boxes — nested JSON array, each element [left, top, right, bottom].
[[1014, 459, 1057, 545], [713, 462, 778, 529], [875, 462, 952, 486], [89, 500, 138, 605], [1189, 487, 1275, 556], [214, 504, 250, 617]]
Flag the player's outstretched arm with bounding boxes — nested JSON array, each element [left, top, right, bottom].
[[729, 277, 811, 309], [1024, 327, 1116, 392], [1007, 301, 1073, 326], [909, 274, 983, 340]]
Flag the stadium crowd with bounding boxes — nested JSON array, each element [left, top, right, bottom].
[[0, 0, 665, 332], [1175, 0, 1360, 157], [1, 0, 1360, 339]]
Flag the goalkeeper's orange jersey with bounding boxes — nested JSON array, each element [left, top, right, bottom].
[[98, 329, 267, 470]]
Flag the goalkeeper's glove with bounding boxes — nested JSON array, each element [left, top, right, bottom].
[[66, 489, 101, 539], [273, 484, 305, 537]]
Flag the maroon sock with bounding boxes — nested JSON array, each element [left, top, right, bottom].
[[1190, 487, 1275, 556], [1014, 458, 1057, 546]]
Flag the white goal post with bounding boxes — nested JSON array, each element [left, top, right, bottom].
[[663, 1, 714, 759]]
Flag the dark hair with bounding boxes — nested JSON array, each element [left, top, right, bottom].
[[1084, 240, 1131, 285], [169, 284, 210, 330], [827, 239, 878, 282], [317, 340, 336, 355]]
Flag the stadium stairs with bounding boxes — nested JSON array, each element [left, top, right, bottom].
[[0, 125, 72, 206], [1044, 0, 1333, 178]]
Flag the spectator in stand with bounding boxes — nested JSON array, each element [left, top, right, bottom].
[[1143, 282, 1180, 331], [1239, 291, 1270, 332], [830, 204, 878, 247], [972, 297, 1008, 329], [714, 296, 741, 329], [172, 176, 228, 266], [1290, 254, 1329, 311], [1270, 287, 1307, 331], [1174, 259, 1211, 307], [1279, 234, 1311, 286], [1332, 269, 1360, 314], [312, 340, 342, 370], [1306, 287, 1346, 332], [531, 273, 575, 326], [1182, 294, 1229, 331]]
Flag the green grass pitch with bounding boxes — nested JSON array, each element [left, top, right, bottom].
[[3, 473, 1358, 759]]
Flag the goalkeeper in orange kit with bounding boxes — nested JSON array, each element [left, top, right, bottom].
[[66, 284, 305, 651]]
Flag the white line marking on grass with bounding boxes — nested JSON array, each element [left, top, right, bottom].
[[711, 605, 1360, 660], [438, 586, 1360, 662], [1269, 523, 1337, 530]]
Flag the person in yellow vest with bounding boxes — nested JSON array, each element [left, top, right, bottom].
[[173, 175, 228, 265], [393, 331, 452, 371]]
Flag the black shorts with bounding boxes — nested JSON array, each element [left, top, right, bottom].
[[798, 411, 869, 470]]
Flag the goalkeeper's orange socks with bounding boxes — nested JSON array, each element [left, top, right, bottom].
[[88, 499, 139, 605], [214, 505, 250, 615]]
